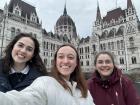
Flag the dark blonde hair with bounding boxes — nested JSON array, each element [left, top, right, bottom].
[[51, 43, 87, 98]]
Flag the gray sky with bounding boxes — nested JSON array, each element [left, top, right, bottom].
[[0, 0, 140, 37]]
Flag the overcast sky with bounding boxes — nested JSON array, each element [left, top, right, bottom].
[[0, 0, 140, 37]]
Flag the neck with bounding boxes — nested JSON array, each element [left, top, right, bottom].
[[13, 63, 26, 72]]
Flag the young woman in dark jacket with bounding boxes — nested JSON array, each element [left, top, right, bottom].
[[88, 51, 140, 105], [0, 33, 47, 92]]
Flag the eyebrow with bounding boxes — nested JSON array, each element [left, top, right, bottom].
[[17, 42, 34, 49], [57, 53, 75, 56]]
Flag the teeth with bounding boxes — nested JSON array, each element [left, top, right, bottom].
[[61, 65, 69, 68], [18, 54, 25, 58]]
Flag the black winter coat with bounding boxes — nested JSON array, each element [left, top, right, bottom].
[[0, 60, 44, 92]]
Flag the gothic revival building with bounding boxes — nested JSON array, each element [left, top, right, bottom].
[[0, 0, 140, 73], [0, 0, 42, 57], [91, 0, 140, 72], [42, 5, 79, 71]]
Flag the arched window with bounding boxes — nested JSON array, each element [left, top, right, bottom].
[[120, 57, 124, 64], [11, 27, 15, 38], [13, 5, 21, 16], [16, 28, 20, 35], [120, 40, 124, 49], [101, 30, 108, 39], [80, 61, 83, 66], [44, 59, 47, 66], [117, 40, 120, 49], [86, 60, 89, 66], [30, 13, 37, 22], [131, 56, 137, 64], [116, 26, 124, 36], [108, 28, 116, 37], [129, 37, 134, 47]]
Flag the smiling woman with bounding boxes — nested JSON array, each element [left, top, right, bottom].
[[0, 43, 95, 105], [0, 33, 47, 92], [88, 51, 140, 105]]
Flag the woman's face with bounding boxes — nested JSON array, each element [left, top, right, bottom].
[[11, 37, 35, 66], [56, 46, 77, 80], [95, 54, 114, 80]]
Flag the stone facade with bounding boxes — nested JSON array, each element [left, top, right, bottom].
[[0, 0, 140, 73]]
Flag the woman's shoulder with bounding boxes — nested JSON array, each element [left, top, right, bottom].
[[34, 76, 58, 84], [36, 76, 56, 81], [120, 74, 134, 88]]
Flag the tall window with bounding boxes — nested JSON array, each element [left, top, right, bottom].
[[16, 29, 20, 35], [131, 57, 137, 64], [86, 60, 89, 66], [92, 44, 96, 51], [129, 37, 134, 47], [120, 40, 124, 49], [117, 40, 120, 49], [30, 13, 37, 22], [120, 58, 124, 64], [13, 6, 21, 16], [80, 61, 83, 66], [11, 27, 15, 38]]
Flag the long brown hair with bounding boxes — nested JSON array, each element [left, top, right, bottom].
[[2, 33, 47, 75], [51, 43, 87, 98]]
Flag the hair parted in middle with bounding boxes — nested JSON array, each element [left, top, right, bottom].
[[94, 51, 116, 66], [51, 43, 87, 98]]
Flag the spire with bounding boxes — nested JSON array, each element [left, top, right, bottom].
[[63, 2, 67, 16], [96, 0, 101, 21], [127, 0, 133, 8], [4, 2, 8, 15]]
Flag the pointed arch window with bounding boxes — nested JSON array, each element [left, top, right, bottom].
[[120, 40, 124, 49], [131, 56, 137, 64], [117, 40, 120, 49], [11, 27, 15, 38], [44, 59, 47, 66], [80, 61, 83, 66], [86, 60, 89, 66], [120, 57, 124, 64], [116, 26, 124, 36], [13, 5, 21, 16], [129, 37, 134, 47], [127, 24, 135, 33], [30, 13, 37, 22], [108, 28, 116, 37], [16, 28, 20, 35]]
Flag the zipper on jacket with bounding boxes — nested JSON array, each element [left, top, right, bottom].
[[115, 91, 120, 105]]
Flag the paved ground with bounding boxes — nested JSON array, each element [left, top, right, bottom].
[[135, 82, 140, 95]]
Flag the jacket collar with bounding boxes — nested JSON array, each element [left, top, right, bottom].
[[92, 67, 122, 88]]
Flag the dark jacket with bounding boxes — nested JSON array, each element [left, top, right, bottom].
[[88, 67, 140, 105], [0, 60, 44, 92]]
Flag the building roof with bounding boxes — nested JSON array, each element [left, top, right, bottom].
[[8, 0, 39, 23], [55, 4, 77, 39], [103, 8, 125, 23]]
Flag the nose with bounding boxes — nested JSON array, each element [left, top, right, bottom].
[[102, 62, 107, 66], [63, 57, 69, 63], [20, 47, 26, 53]]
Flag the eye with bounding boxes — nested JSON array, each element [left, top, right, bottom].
[[68, 56, 74, 60], [26, 47, 33, 52], [97, 60, 103, 64], [105, 60, 112, 64], [57, 55, 64, 59], [17, 44, 23, 48]]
